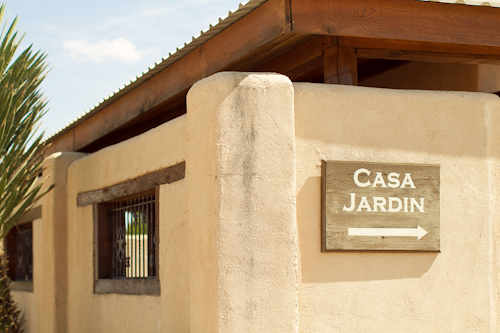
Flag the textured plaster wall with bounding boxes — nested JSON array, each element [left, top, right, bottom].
[[187, 72, 299, 332], [17, 70, 500, 332], [294, 83, 500, 332], [17, 152, 85, 333], [66, 115, 188, 332]]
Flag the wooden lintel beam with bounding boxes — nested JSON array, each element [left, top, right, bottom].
[[292, 0, 500, 48], [323, 46, 358, 85], [77, 162, 185, 206]]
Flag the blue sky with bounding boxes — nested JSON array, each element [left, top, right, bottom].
[[7, 0, 245, 138]]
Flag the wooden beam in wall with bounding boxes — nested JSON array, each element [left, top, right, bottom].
[[357, 48, 500, 65], [77, 162, 185, 206], [292, 0, 500, 48], [340, 37, 500, 65], [323, 46, 358, 85]]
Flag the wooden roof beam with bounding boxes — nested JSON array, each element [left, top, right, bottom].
[[323, 46, 358, 85], [292, 0, 500, 48]]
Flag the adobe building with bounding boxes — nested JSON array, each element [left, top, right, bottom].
[[7, 0, 500, 331]]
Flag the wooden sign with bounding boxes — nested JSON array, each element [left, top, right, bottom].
[[322, 161, 440, 252]]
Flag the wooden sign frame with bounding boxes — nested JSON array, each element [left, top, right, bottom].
[[322, 161, 440, 252]]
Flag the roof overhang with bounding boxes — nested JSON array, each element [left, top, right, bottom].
[[45, 0, 500, 154]]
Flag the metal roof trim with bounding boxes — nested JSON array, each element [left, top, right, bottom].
[[46, 0, 269, 143]]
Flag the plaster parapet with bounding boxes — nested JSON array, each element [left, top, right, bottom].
[[294, 82, 500, 332], [484, 96, 500, 331], [41, 152, 86, 333], [187, 72, 298, 332]]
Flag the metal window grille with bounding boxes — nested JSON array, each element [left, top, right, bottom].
[[111, 194, 156, 278], [5, 223, 33, 282], [15, 227, 33, 281]]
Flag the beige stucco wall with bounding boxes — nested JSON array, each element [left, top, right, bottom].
[[294, 83, 500, 332], [187, 72, 299, 332], [15, 71, 500, 332], [14, 152, 85, 333], [65, 115, 188, 332]]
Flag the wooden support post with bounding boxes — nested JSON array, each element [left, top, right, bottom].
[[323, 46, 358, 85]]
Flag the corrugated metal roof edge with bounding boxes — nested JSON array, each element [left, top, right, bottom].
[[45, 0, 269, 143]]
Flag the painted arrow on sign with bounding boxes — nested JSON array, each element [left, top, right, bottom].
[[348, 225, 428, 240]]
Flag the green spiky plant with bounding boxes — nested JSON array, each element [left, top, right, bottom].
[[0, 4, 52, 332], [0, 3, 51, 241], [0, 252, 24, 332]]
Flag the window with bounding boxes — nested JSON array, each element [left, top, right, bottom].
[[5, 222, 34, 292], [76, 162, 186, 295], [95, 190, 160, 295], [100, 192, 156, 278]]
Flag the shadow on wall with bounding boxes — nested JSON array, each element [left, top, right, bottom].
[[298, 176, 438, 283]]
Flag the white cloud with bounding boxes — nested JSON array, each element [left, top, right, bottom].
[[62, 38, 142, 63]]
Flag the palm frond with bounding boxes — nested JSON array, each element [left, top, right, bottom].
[[0, 3, 51, 238]]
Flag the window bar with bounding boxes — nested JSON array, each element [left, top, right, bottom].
[[131, 197, 133, 277], [152, 198, 156, 276], [146, 196, 149, 277], [121, 201, 128, 277], [119, 202, 121, 277], [130, 198, 133, 277], [147, 196, 152, 277], [122, 200, 126, 278], [134, 197, 137, 278], [126, 199, 129, 278], [120, 201, 123, 277], [116, 202, 119, 277], [136, 198, 142, 277], [117, 202, 120, 277], [128, 199, 131, 277], [116, 202, 120, 277], [141, 195, 144, 277], [141, 196, 145, 277], [146, 195, 149, 277], [130, 199, 137, 277], [148, 196, 151, 276], [112, 203, 116, 277], [144, 196, 147, 277], [137, 196, 140, 277], [123, 200, 126, 277], [148, 196, 151, 277]]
